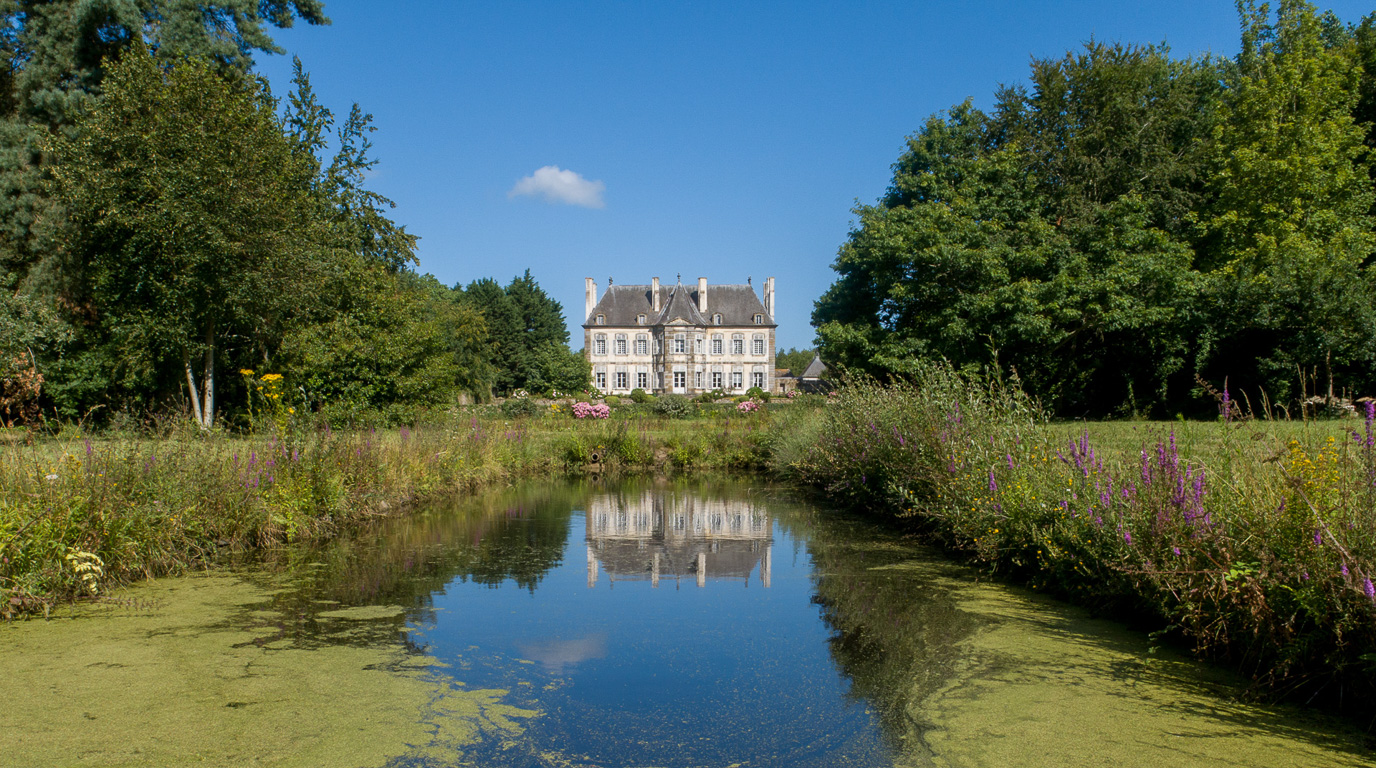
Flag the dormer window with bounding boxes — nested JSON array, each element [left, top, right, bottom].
[[637, 314, 646, 325], [713, 313, 723, 325], [595, 314, 605, 325], [754, 314, 764, 324]]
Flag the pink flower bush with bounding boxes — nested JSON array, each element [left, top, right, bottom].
[[572, 402, 611, 419], [737, 400, 761, 413]]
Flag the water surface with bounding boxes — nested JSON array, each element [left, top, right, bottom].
[[3, 478, 1374, 767]]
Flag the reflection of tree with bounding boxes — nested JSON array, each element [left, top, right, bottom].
[[805, 514, 982, 752], [240, 482, 589, 647]]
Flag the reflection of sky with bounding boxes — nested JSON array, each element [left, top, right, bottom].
[[515, 634, 607, 673], [409, 501, 889, 768]]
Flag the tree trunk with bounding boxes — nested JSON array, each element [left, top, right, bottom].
[[202, 324, 216, 429], [184, 350, 205, 427]]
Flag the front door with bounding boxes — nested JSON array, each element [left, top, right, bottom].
[[672, 370, 686, 394]]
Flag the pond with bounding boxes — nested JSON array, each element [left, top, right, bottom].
[[3, 478, 1374, 767]]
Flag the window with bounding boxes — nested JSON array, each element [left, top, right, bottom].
[[635, 335, 648, 355], [711, 371, 723, 389], [711, 335, 723, 355], [673, 334, 686, 353], [595, 314, 605, 325], [595, 371, 606, 389], [695, 334, 704, 353], [731, 336, 744, 355], [615, 371, 628, 389], [713, 313, 722, 325], [637, 314, 646, 325], [754, 314, 764, 324], [751, 371, 765, 388], [752, 335, 765, 355], [673, 371, 686, 389], [695, 370, 704, 388], [730, 371, 743, 389], [637, 371, 648, 389], [614, 334, 627, 355], [594, 334, 607, 355]]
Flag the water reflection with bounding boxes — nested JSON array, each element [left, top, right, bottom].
[[28, 479, 1368, 768], [246, 480, 1376, 766], [515, 634, 608, 673], [585, 490, 772, 588]]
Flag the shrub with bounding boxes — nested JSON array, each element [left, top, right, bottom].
[[746, 386, 770, 402], [653, 393, 695, 419], [572, 402, 610, 419], [629, 388, 654, 404], [499, 397, 543, 418], [604, 395, 621, 406]]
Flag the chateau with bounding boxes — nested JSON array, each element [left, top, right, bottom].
[[582, 276, 777, 396]]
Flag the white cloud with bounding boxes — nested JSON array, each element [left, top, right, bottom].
[[508, 165, 606, 208]]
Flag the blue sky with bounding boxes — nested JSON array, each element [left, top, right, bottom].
[[253, 1, 1376, 351]]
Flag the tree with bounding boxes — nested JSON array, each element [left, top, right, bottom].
[[463, 270, 574, 395], [524, 341, 591, 396], [1196, 0, 1376, 402], [463, 277, 522, 393], [0, 0, 328, 282], [815, 46, 1218, 416], [281, 271, 491, 414], [52, 48, 321, 428], [775, 347, 816, 377]]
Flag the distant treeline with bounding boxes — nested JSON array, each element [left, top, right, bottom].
[[816, 1, 1376, 417], [0, 2, 585, 428]]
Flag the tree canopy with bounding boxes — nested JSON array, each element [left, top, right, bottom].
[[815, 0, 1376, 416]]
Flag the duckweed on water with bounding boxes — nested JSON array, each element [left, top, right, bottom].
[[0, 573, 536, 768]]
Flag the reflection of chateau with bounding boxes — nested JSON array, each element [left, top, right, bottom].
[[585, 492, 772, 588]]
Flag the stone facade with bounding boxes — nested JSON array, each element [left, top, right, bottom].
[[582, 276, 777, 396]]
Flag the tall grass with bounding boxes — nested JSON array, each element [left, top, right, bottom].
[[773, 369, 1376, 705], [0, 408, 780, 616]]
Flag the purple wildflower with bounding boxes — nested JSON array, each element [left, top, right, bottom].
[[1172, 546, 1181, 556], [1342, 563, 1350, 577], [1123, 530, 1132, 545], [1366, 578, 1376, 601], [988, 470, 997, 493], [1314, 528, 1322, 546]]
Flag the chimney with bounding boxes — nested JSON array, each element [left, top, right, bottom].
[[585, 277, 597, 320], [765, 276, 775, 318], [652, 277, 660, 312], [697, 277, 708, 314]]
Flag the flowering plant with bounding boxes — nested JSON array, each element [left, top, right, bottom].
[[736, 399, 761, 413], [572, 402, 611, 419]]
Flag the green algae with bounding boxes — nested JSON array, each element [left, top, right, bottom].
[[0, 573, 537, 768], [845, 557, 1376, 768], [317, 604, 407, 620], [7, 479, 1376, 768]]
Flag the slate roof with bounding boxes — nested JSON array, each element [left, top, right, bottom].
[[655, 284, 707, 326], [585, 281, 775, 328], [801, 355, 827, 379]]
